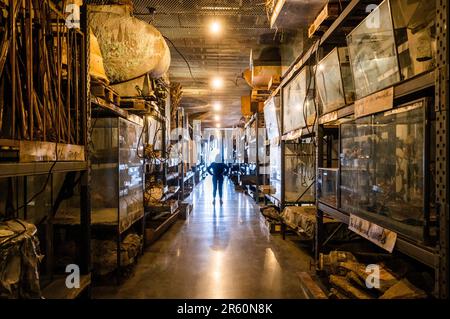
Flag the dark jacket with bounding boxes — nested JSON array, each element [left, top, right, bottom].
[[207, 162, 228, 178]]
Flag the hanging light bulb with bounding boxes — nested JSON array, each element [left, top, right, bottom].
[[211, 77, 224, 89], [210, 20, 221, 34]]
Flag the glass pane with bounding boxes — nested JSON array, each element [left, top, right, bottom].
[[317, 168, 339, 208], [340, 101, 426, 239], [283, 67, 314, 134], [316, 48, 346, 113], [284, 141, 315, 203], [119, 118, 144, 233], [269, 144, 282, 200], [391, 0, 436, 80], [264, 96, 281, 140], [347, 0, 400, 99]]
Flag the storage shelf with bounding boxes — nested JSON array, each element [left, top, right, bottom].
[[41, 274, 91, 299], [0, 161, 88, 178], [91, 96, 128, 118], [317, 202, 439, 269]]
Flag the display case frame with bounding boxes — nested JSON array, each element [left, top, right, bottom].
[[346, 0, 436, 100], [338, 97, 435, 243], [316, 47, 355, 115]]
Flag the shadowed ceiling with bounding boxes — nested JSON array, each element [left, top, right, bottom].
[[86, 0, 324, 128]]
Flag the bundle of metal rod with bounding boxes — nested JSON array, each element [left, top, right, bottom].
[[0, 0, 84, 144]]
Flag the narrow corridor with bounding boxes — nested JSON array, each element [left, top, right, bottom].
[[93, 178, 312, 298]]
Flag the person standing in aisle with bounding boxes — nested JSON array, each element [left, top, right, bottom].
[[207, 154, 229, 205]]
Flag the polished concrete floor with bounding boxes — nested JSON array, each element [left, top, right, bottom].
[[93, 178, 312, 298]]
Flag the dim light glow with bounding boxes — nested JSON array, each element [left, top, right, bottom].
[[214, 115, 221, 121], [216, 123, 221, 128], [211, 77, 224, 89], [213, 102, 222, 110], [210, 20, 222, 34]]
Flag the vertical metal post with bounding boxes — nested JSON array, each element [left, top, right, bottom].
[[26, 0, 33, 139], [80, 3, 91, 287], [9, 0, 16, 139], [435, 0, 449, 299], [255, 112, 260, 202], [315, 125, 324, 262], [280, 90, 286, 211]]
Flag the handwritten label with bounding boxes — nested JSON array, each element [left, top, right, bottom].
[[355, 87, 394, 118], [319, 111, 338, 124], [348, 214, 397, 253]]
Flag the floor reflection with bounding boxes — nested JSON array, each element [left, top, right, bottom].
[[93, 176, 312, 299]]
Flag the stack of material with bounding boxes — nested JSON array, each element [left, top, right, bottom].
[[0, 220, 42, 299], [144, 185, 164, 206], [91, 233, 142, 276], [281, 206, 317, 239], [319, 251, 428, 299], [260, 205, 280, 221]]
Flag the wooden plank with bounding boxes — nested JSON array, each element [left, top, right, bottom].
[[308, 2, 341, 38], [18, 141, 85, 162], [298, 272, 328, 299], [42, 274, 91, 299], [354, 87, 394, 118], [145, 211, 180, 245]]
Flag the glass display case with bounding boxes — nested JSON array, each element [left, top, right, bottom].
[[269, 144, 282, 200], [284, 140, 315, 203], [391, 0, 436, 81], [317, 168, 339, 208], [282, 67, 315, 134], [340, 98, 435, 241], [316, 47, 355, 114], [91, 117, 144, 233], [347, 0, 436, 99], [264, 96, 281, 140]]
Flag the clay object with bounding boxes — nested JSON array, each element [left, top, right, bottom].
[[319, 251, 357, 275], [379, 279, 427, 299], [89, 5, 170, 83], [329, 275, 373, 299], [339, 261, 398, 293]]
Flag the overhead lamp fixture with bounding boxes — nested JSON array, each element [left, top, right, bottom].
[[211, 77, 224, 89], [210, 20, 222, 34]]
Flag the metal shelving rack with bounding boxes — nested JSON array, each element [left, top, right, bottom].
[[273, 0, 449, 298], [0, 0, 91, 298]]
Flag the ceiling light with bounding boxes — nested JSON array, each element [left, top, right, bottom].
[[216, 123, 221, 128], [214, 115, 221, 121], [211, 77, 224, 89], [213, 102, 222, 110], [210, 20, 221, 34]]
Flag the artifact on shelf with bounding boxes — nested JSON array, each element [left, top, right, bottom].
[[89, 29, 109, 85], [91, 233, 142, 276], [0, 220, 42, 299], [281, 206, 317, 239], [379, 278, 427, 299], [329, 275, 373, 299], [347, 0, 436, 99], [339, 98, 435, 241]]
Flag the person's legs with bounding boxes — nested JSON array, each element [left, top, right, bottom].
[[212, 176, 218, 203], [218, 177, 224, 204]]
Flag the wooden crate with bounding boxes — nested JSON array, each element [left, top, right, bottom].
[[91, 83, 121, 105], [308, 1, 342, 38]]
